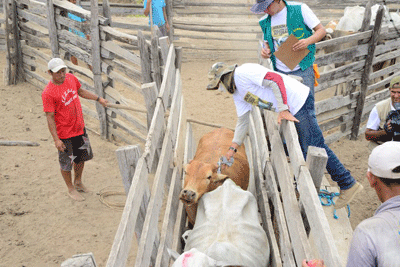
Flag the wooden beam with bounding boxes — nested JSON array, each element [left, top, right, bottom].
[[351, 6, 384, 140]]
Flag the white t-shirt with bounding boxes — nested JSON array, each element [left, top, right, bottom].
[[233, 63, 309, 117], [366, 105, 395, 130], [260, 3, 320, 72]]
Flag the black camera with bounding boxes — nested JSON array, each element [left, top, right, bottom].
[[385, 102, 400, 141]]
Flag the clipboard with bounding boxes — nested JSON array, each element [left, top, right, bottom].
[[274, 34, 309, 70]]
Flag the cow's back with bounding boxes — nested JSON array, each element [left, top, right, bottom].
[[185, 128, 250, 225], [194, 128, 249, 192]]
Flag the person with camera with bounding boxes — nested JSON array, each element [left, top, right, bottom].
[[365, 76, 400, 149]]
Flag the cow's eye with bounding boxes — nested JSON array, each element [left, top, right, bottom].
[[207, 175, 212, 180]]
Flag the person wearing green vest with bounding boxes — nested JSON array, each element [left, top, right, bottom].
[[365, 76, 400, 149], [251, 0, 326, 98]]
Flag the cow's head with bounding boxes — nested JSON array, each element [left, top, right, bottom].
[[179, 160, 228, 206]]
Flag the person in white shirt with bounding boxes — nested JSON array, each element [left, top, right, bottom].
[[251, 0, 326, 97], [207, 62, 363, 209], [365, 76, 400, 149]]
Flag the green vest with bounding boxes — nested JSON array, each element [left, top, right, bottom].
[[259, 0, 316, 71]]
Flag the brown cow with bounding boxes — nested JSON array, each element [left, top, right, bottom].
[[179, 127, 250, 225]]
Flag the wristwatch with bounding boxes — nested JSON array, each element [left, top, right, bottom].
[[229, 146, 237, 153]]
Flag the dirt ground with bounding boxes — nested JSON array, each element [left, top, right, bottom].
[[0, 46, 379, 266]]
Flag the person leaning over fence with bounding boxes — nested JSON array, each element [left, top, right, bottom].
[[365, 76, 400, 150], [251, 0, 326, 96], [42, 58, 108, 201], [207, 62, 363, 209], [143, 0, 170, 37]]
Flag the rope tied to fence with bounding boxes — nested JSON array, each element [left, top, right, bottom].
[[319, 189, 350, 219]]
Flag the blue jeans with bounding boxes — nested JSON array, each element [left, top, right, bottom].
[[294, 92, 356, 190], [278, 65, 315, 97]]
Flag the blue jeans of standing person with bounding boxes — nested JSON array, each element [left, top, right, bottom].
[[294, 92, 356, 190], [279, 65, 315, 97]]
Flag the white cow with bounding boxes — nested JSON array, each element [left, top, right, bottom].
[[172, 179, 270, 267]]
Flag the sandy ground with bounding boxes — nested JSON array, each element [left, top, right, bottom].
[[0, 48, 379, 266]]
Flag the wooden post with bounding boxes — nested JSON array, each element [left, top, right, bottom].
[[3, 0, 11, 85], [151, 30, 162, 89], [350, 5, 384, 140], [165, 0, 173, 41], [360, 0, 375, 32], [138, 31, 152, 84], [116, 145, 142, 195], [91, 0, 108, 139], [306, 146, 328, 193], [175, 46, 182, 70], [102, 0, 112, 24], [142, 82, 158, 130], [46, 0, 59, 57], [10, 1, 24, 83]]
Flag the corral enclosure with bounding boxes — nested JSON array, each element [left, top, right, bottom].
[[1, 0, 400, 266]]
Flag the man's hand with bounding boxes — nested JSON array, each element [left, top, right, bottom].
[[302, 259, 325, 267], [98, 97, 109, 108], [293, 39, 310, 51], [277, 110, 299, 124], [261, 42, 271, 59], [384, 120, 393, 134], [55, 139, 66, 152]]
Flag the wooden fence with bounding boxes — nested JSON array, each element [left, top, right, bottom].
[[111, 85, 351, 266], [2, 0, 177, 148]]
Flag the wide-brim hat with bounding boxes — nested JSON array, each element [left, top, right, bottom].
[[368, 141, 400, 179], [48, 58, 67, 73], [250, 0, 274, 14], [206, 62, 237, 90]]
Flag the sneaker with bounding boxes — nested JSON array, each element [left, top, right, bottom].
[[335, 182, 363, 209]]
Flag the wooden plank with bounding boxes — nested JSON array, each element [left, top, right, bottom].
[[135, 131, 174, 267], [20, 21, 48, 37], [263, 110, 312, 265], [100, 25, 139, 46], [107, 117, 146, 143], [103, 58, 142, 83], [0, 140, 39, 146], [108, 69, 141, 93], [17, 8, 48, 28], [297, 166, 342, 267], [279, 120, 305, 179], [20, 31, 50, 49], [106, 158, 150, 267], [115, 145, 142, 195], [101, 40, 141, 66], [248, 116, 281, 267], [250, 108, 269, 164], [306, 146, 328, 193], [143, 96, 165, 170], [315, 93, 357, 116], [18, 0, 47, 16], [154, 167, 182, 267], [315, 43, 369, 68], [263, 162, 296, 267], [158, 44, 176, 105]]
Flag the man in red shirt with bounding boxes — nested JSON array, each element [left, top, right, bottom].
[[42, 58, 108, 201]]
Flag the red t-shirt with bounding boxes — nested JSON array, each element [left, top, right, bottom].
[[42, 73, 85, 139]]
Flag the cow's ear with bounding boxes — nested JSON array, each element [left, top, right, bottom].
[[214, 173, 228, 182]]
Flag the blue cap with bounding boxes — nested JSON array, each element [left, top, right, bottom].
[[250, 0, 274, 14]]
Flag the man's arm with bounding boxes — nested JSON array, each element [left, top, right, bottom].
[[365, 127, 393, 142], [77, 87, 108, 107], [163, 6, 170, 32], [144, 0, 151, 16], [45, 112, 65, 152]]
